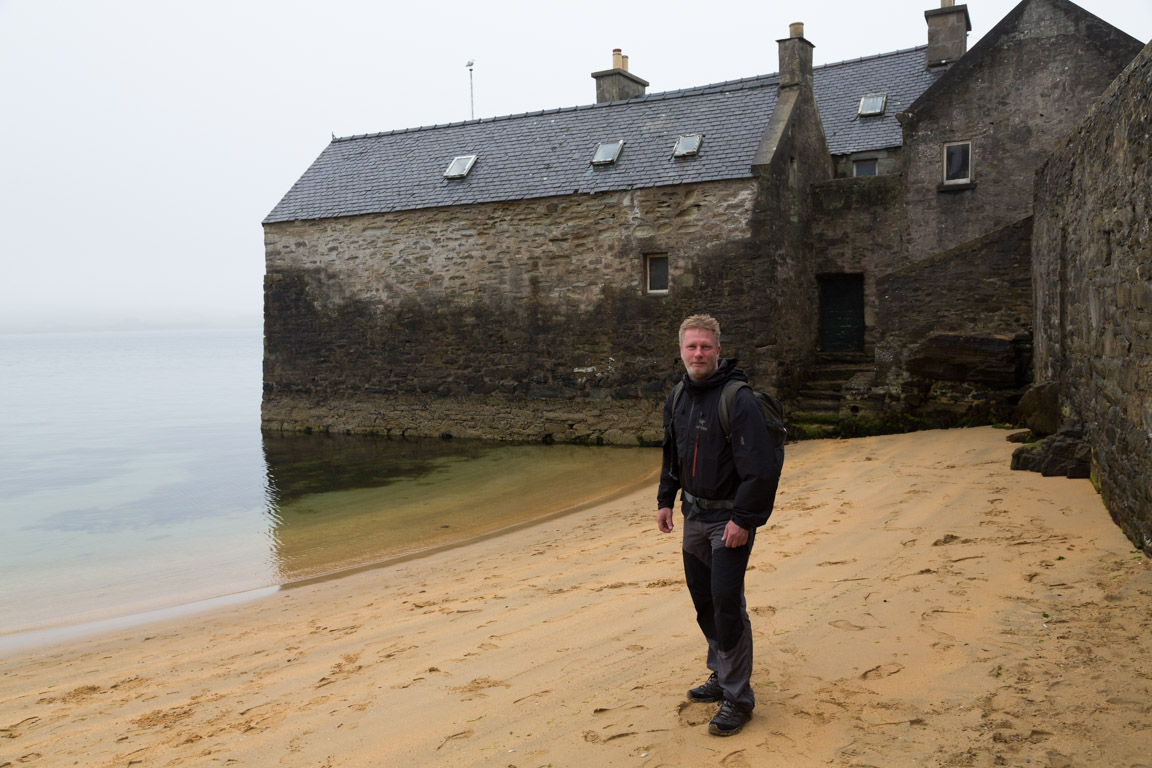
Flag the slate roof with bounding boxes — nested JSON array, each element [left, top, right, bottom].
[[265, 46, 942, 223]]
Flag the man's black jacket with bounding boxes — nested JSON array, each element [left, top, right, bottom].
[[657, 359, 784, 530]]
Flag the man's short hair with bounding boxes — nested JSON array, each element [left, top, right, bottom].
[[679, 314, 721, 345]]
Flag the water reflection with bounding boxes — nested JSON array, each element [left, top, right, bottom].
[[261, 434, 659, 583]]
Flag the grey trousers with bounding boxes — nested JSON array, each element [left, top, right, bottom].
[[681, 516, 756, 710]]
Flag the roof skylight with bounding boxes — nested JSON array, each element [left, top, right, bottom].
[[444, 155, 478, 178], [858, 94, 887, 117], [591, 140, 624, 166], [672, 134, 703, 157]]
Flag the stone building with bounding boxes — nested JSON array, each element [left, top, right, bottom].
[[263, 0, 1144, 445]]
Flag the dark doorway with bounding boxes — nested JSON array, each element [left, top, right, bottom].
[[819, 275, 865, 352]]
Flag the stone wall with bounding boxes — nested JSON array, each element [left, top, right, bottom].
[[811, 174, 905, 346], [264, 38, 835, 445], [263, 177, 813, 443], [870, 217, 1035, 421], [900, 0, 1144, 263], [1032, 41, 1152, 553]]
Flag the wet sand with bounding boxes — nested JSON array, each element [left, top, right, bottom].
[[2, 426, 1149, 767]]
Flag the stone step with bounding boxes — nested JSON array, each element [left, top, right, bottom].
[[815, 352, 872, 365], [792, 396, 841, 412], [796, 388, 845, 400], [811, 366, 870, 379]]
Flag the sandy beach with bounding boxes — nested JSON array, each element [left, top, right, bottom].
[[2, 426, 1149, 768]]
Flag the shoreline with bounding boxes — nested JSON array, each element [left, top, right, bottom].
[[0, 464, 661, 649], [4, 426, 1149, 767]]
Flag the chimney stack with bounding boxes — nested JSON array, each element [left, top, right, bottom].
[[924, 1, 971, 68], [778, 21, 814, 90], [592, 49, 649, 103]]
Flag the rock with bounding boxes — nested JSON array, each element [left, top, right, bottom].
[[1006, 430, 1033, 443], [1018, 381, 1059, 437], [1011, 429, 1091, 479], [906, 333, 1031, 389]]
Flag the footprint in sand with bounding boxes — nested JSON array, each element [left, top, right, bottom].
[[436, 729, 474, 749], [860, 663, 904, 680], [676, 700, 714, 727], [829, 619, 866, 631], [450, 677, 510, 695]]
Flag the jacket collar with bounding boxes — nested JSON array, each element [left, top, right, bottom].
[[682, 358, 744, 391]]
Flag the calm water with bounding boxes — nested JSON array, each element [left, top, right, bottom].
[[0, 328, 657, 641]]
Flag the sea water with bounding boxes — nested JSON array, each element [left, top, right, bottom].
[[0, 328, 658, 640]]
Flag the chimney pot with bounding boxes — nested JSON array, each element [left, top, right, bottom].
[[612, 49, 623, 69], [790, 22, 804, 38], [622, 54, 629, 71]]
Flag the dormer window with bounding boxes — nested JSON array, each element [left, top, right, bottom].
[[443, 155, 477, 178], [672, 134, 703, 157], [858, 94, 887, 117], [591, 140, 624, 166]]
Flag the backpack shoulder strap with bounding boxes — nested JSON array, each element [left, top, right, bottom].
[[717, 380, 750, 438], [671, 381, 685, 413], [668, 381, 685, 435]]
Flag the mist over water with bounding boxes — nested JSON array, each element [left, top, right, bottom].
[[0, 329, 658, 637]]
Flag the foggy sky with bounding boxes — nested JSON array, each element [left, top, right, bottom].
[[1, 0, 1148, 332]]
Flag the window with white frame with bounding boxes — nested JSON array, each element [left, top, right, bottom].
[[645, 254, 669, 293], [443, 155, 478, 178], [672, 134, 703, 157], [943, 141, 972, 184], [858, 94, 887, 116], [591, 140, 624, 166]]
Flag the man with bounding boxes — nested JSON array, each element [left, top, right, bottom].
[[657, 314, 784, 736]]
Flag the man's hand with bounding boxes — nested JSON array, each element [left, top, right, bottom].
[[722, 520, 748, 548], [657, 507, 675, 533]]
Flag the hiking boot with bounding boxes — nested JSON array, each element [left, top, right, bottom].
[[708, 699, 752, 736], [687, 671, 723, 703]]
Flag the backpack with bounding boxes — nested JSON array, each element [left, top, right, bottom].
[[671, 379, 788, 445]]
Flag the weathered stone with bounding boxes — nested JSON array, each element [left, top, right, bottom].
[[1018, 381, 1059, 437], [1011, 430, 1091, 479], [1033, 40, 1152, 553], [899, 4, 1142, 264], [907, 333, 1031, 389]]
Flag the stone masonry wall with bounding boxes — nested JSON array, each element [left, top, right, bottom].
[[1033, 41, 1152, 553], [263, 178, 807, 444], [811, 174, 905, 347], [901, 0, 1143, 263], [872, 217, 1035, 421]]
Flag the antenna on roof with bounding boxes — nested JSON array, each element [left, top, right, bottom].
[[466, 59, 475, 120]]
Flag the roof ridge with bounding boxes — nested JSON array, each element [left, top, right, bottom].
[[333, 74, 781, 143], [813, 44, 928, 73], [333, 44, 930, 144]]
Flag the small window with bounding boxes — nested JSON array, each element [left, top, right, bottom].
[[858, 94, 887, 116], [672, 134, 703, 157], [443, 155, 477, 178], [645, 254, 669, 293], [943, 142, 972, 184], [854, 159, 878, 177], [591, 140, 624, 166]]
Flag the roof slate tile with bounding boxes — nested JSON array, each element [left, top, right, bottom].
[[266, 46, 940, 223]]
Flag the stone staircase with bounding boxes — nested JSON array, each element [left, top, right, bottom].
[[786, 352, 875, 439]]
